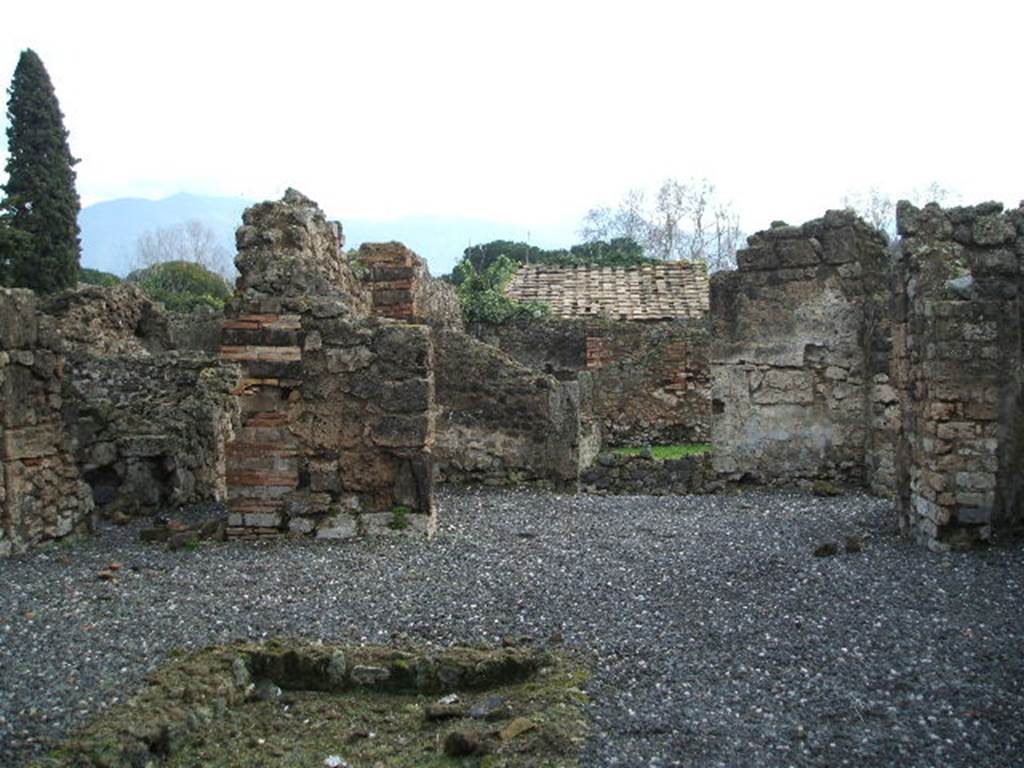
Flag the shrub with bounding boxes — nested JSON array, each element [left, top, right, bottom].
[[126, 260, 231, 312]]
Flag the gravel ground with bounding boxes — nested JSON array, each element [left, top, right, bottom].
[[1, 489, 1023, 768]]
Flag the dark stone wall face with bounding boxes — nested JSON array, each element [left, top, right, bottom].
[[222, 193, 436, 539], [68, 353, 240, 516], [580, 451, 710, 496], [709, 211, 894, 488], [432, 329, 584, 490], [473, 317, 710, 447], [1, 289, 93, 555], [893, 201, 1023, 550]]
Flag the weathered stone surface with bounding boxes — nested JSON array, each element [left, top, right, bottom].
[[433, 329, 583, 490], [1, 289, 93, 556], [358, 242, 463, 330], [710, 210, 892, 490], [474, 316, 710, 447], [893, 201, 1023, 549], [223, 191, 437, 540]]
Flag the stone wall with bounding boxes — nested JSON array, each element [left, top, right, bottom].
[[222, 191, 436, 539], [1, 289, 93, 555], [580, 451, 710, 496], [359, 242, 463, 330], [433, 329, 586, 490], [893, 201, 1023, 550], [473, 317, 710, 446], [710, 211, 894, 489], [43, 283, 172, 356], [68, 353, 240, 516]]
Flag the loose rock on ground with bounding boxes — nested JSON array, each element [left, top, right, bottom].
[[1, 489, 1022, 767]]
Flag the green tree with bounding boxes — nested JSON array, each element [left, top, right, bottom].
[[1, 49, 81, 292], [126, 260, 232, 312], [0, 219, 31, 285], [455, 255, 548, 324]]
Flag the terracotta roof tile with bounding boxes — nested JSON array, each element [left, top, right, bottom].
[[505, 262, 709, 320]]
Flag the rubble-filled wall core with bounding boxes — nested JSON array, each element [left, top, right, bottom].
[[68, 354, 240, 515], [433, 329, 588, 490], [893, 201, 1023, 550], [475, 318, 710, 446], [222, 190, 436, 539], [710, 211, 894, 489], [473, 263, 711, 448], [0, 289, 93, 555]]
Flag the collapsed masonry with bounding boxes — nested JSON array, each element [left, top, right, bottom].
[[1, 190, 1020, 555], [480, 263, 711, 447], [220, 191, 591, 538]]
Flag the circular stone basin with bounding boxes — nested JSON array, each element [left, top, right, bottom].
[[37, 640, 590, 767]]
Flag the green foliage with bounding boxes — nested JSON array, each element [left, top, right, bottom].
[[611, 443, 711, 460], [1, 49, 81, 292], [451, 237, 650, 286], [126, 260, 231, 312], [387, 506, 412, 530], [78, 266, 121, 286], [456, 255, 549, 325], [0, 218, 31, 286]]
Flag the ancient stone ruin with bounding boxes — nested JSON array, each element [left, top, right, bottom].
[[0, 190, 1020, 555]]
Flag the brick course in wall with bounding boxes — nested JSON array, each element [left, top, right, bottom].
[[222, 191, 436, 539]]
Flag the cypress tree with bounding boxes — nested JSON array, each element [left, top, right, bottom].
[[1, 49, 81, 292]]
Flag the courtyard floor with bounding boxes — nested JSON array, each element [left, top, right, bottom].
[[1, 489, 1022, 767]]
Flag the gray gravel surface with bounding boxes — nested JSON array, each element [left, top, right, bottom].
[[1, 489, 1022, 767]]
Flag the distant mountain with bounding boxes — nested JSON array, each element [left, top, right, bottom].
[[79, 193, 250, 276], [78, 193, 578, 278]]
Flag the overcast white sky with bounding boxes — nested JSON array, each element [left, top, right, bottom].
[[2, 0, 1021, 235]]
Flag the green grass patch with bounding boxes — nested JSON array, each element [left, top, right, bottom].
[[610, 443, 711, 460]]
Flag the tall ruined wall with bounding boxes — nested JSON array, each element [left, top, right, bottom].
[[473, 317, 710, 446], [1, 289, 93, 556], [223, 190, 436, 539], [358, 242, 463, 330], [710, 211, 894, 488], [433, 329, 586, 490], [894, 201, 1023, 550]]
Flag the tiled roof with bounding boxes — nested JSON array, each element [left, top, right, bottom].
[[505, 262, 709, 321]]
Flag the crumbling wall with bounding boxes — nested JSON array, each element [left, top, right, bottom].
[[473, 317, 710, 446], [893, 201, 1023, 550], [710, 211, 893, 488], [433, 329, 583, 490], [222, 190, 436, 539], [1, 289, 93, 555], [359, 242, 463, 329], [43, 283, 172, 356], [69, 354, 240, 516]]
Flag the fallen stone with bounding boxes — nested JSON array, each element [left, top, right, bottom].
[[814, 542, 839, 558], [500, 717, 536, 741], [468, 694, 509, 721], [350, 665, 390, 686], [444, 729, 482, 757]]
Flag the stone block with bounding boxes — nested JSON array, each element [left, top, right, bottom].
[[316, 514, 357, 539], [325, 346, 374, 373], [2, 424, 59, 460], [972, 215, 1015, 246]]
